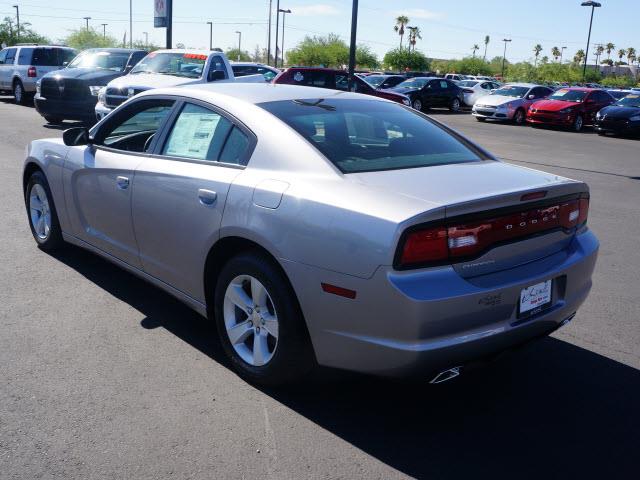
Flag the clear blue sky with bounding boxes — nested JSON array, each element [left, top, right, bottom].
[[1, 0, 638, 62]]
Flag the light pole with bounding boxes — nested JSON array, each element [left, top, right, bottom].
[[101, 23, 108, 39], [347, 0, 359, 91], [581, 1, 601, 80], [501, 38, 511, 78], [278, 8, 291, 68], [129, 0, 133, 48], [274, 0, 281, 69], [13, 5, 19, 42], [235, 31, 242, 61], [267, 0, 273, 65], [143, 31, 148, 48], [84, 17, 91, 31], [560, 46, 567, 63], [206, 22, 213, 51]]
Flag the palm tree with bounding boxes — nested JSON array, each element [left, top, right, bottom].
[[551, 46, 561, 62], [574, 49, 585, 65], [541, 55, 549, 64], [394, 16, 410, 49], [483, 35, 490, 61], [595, 45, 604, 66], [617, 48, 626, 64], [627, 47, 636, 65], [606, 42, 615, 60], [533, 44, 543, 66], [407, 26, 422, 52], [472, 44, 479, 58]]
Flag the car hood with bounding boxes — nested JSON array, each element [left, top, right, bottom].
[[348, 161, 573, 209], [599, 105, 640, 119], [531, 99, 577, 112], [475, 94, 521, 107], [106, 73, 200, 90], [42, 67, 125, 84]]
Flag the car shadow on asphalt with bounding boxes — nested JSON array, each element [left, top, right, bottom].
[[50, 245, 640, 479]]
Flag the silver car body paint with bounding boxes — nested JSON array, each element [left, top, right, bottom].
[[472, 83, 552, 121], [24, 83, 599, 376]]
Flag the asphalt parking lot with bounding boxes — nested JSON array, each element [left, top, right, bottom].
[[1, 98, 639, 479]]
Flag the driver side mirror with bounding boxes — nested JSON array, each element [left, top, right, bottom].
[[62, 61, 69, 67], [527, 94, 535, 100], [63, 127, 91, 146], [208, 69, 226, 82]]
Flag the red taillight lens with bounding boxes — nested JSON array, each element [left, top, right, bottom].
[[397, 196, 589, 269], [400, 227, 448, 265], [27, 66, 37, 77]]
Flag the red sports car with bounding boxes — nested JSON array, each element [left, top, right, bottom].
[[526, 87, 615, 131], [273, 67, 411, 106]]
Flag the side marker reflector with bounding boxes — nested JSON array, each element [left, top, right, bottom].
[[321, 283, 357, 299]]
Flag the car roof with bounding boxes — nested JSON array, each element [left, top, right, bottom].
[[143, 82, 377, 105], [504, 82, 538, 88], [83, 48, 146, 53], [561, 87, 598, 91], [152, 49, 215, 55], [285, 66, 345, 73]]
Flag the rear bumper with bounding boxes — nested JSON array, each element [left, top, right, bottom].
[[282, 229, 599, 377], [34, 94, 97, 123]]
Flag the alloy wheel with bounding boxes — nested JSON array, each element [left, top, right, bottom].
[[514, 109, 525, 124], [412, 99, 422, 111], [14, 82, 23, 104], [223, 275, 279, 367], [29, 184, 51, 240], [451, 98, 460, 111], [574, 115, 583, 132]]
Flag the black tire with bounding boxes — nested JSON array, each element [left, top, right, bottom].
[[213, 252, 315, 386], [44, 116, 64, 125], [13, 79, 27, 105], [411, 98, 423, 112], [24, 170, 64, 251], [449, 97, 461, 112], [572, 114, 584, 132], [513, 108, 526, 125], [475, 117, 486, 122]]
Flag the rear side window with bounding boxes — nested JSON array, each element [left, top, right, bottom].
[[290, 70, 332, 88], [18, 48, 34, 65], [219, 127, 250, 165], [259, 98, 484, 173], [31, 48, 74, 66]]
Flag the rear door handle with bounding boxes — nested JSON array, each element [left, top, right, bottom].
[[116, 176, 130, 189], [198, 189, 218, 206]]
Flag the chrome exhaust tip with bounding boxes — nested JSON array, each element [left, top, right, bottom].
[[429, 366, 462, 384]]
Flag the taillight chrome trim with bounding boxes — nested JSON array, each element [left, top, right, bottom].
[[394, 192, 589, 271]]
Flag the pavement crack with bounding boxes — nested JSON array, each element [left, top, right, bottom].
[[502, 157, 639, 180]]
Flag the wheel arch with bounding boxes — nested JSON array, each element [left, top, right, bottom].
[[23, 161, 44, 196]]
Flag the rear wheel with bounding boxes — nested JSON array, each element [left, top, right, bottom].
[[214, 252, 315, 386], [449, 97, 461, 112], [513, 108, 526, 125], [25, 171, 64, 251], [13, 80, 27, 105], [44, 116, 64, 125], [412, 98, 423, 111], [572, 114, 584, 132]]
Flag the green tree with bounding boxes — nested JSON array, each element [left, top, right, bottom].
[[541, 56, 549, 65], [286, 34, 378, 69], [450, 57, 493, 75], [407, 26, 422, 52], [627, 47, 636, 65], [0, 17, 48, 46], [394, 15, 409, 49], [505, 61, 538, 83], [483, 35, 490, 61], [617, 48, 626, 64], [595, 44, 605, 65], [355, 44, 379, 69], [225, 48, 252, 62], [383, 47, 429, 71], [488, 56, 509, 75], [471, 44, 479, 58], [533, 44, 543, 66], [63, 28, 118, 49], [605, 42, 615, 60], [551, 46, 561, 62], [573, 49, 585, 65]]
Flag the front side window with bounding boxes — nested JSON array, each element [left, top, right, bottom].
[[396, 78, 428, 89], [99, 100, 174, 152], [163, 103, 233, 161], [131, 52, 208, 78], [259, 98, 484, 173], [439, 80, 449, 89]]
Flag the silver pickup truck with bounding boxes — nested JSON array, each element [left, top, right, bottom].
[[95, 49, 265, 121]]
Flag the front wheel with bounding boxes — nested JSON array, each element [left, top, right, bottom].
[[513, 108, 526, 125], [572, 114, 584, 132], [214, 252, 315, 386], [449, 97, 461, 112], [25, 171, 64, 251]]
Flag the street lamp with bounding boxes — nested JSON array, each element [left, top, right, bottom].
[[581, 1, 601, 80], [206, 21, 213, 51], [84, 17, 91, 31], [278, 8, 291, 68], [143, 31, 148, 48], [266, 0, 273, 65], [101, 23, 108, 39], [235, 31, 242, 61], [501, 38, 511, 78], [347, 0, 359, 91], [560, 46, 567, 63], [274, 0, 281, 69], [13, 5, 19, 42]]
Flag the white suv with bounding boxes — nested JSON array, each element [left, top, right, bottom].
[[0, 45, 77, 104]]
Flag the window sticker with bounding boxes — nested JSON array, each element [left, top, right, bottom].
[[555, 89, 569, 96], [165, 112, 221, 160]]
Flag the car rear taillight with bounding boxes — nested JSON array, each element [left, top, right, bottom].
[[396, 196, 589, 269], [27, 66, 37, 77], [462, 88, 474, 94]]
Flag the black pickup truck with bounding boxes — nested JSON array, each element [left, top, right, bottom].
[[34, 48, 147, 125]]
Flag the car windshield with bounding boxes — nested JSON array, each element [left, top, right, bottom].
[[258, 98, 484, 173], [458, 80, 479, 87], [395, 78, 428, 89], [548, 89, 588, 102], [364, 75, 386, 88], [67, 50, 130, 71], [130, 52, 207, 78], [491, 86, 529, 98], [615, 94, 640, 107]]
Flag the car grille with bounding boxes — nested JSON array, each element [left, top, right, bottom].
[[105, 87, 145, 108], [41, 78, 90, 100], [532, 110, 557, 115], [475, 104, 496, 110]]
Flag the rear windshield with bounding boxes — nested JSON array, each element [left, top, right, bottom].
[[31, 48, 76, 66], [258, 98, 484, 173]]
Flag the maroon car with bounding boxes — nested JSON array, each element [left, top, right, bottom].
[[527, 87, 615, 132], [273, 67, 411, 106]]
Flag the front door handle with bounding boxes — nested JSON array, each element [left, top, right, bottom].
[[198, 189, 218, 206], [116, 176, 130, 189]]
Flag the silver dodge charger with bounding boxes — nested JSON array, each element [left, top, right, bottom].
[[23, 83, 599, 385]]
